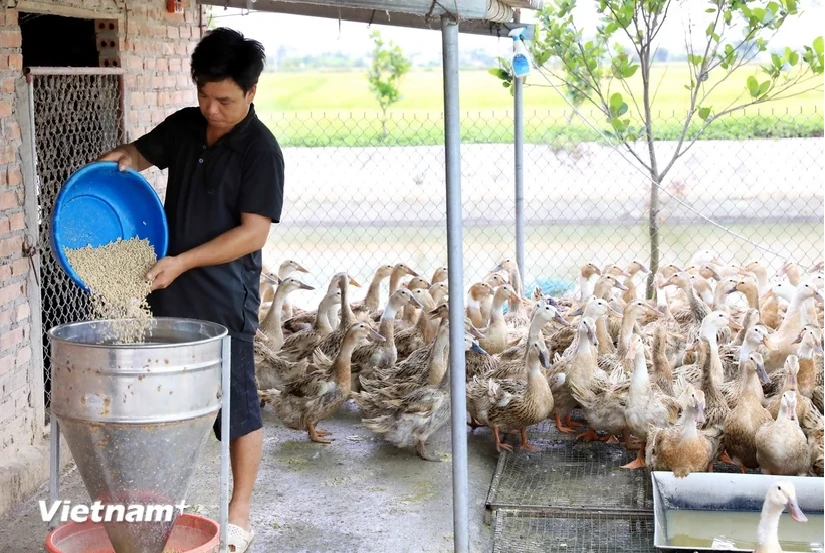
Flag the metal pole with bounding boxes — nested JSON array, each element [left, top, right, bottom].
[[513, 9, 526, 282], [441, 14, 469, 553], [219, 336, 231, 553], [48, 411, 59, 530]]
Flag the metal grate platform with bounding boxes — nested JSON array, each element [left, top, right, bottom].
[[492, 510, 656, 553], [485, 434, 654, 513]]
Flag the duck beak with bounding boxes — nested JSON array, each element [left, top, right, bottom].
[[471, 342, 487, 355], [648, 306, 665, 317], [693, 406, 706, 426], [263, 273, 281, 284], [407, 268, 420, 277], [708, 269, 722, 281], [295, 263, 309, 273], [614, 281, 629, 291], [786, 496, 808, 523], [554, 312, 571, 326], [619, 269, 632, 277], [814, 290, 824, 303], [568, 305, 585, 317], [761, 335, 777, 350], [410, 295, 425, 309], [792, 332, 805, 345], [725, 285, 738, 294], [816, 344, 824, 355], [639, 264, 650, 274], [756, 362, 770, 385], [538, 349, 549, 368], [729, 319, 743, 331], [469, 324, 485, 339], [368, 329, 386, 342], [492, 262, 504, 272], [299, 282, 315, 291], [608, 306, 624, 318]]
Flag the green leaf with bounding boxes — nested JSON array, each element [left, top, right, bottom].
[[815, 36, 824, 56], [621, 65, 639, 78], [771, 53, 782, 68], [616, 102, 628, 116], [757, 80, 771, 97], [609, 92, 624, 113], [788, 50, 799, 66], [698, 106, 711, 120], [747, 75, 759, 96], [610, 117, 627, 132]]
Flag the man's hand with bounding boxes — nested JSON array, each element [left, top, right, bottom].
[[95, 143, 153, 172], [97, 147, 135, 171], [146, 255, 188, 291]]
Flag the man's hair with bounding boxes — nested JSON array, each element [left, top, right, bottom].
[[191, 28, 265, 94]]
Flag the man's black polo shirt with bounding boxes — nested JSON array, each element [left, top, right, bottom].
[[134, 104, 284, 342]]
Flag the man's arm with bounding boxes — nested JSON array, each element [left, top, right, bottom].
[[146, 213, 271, 291]]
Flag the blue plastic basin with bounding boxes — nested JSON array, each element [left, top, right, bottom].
[[51, 161, 169, 292]]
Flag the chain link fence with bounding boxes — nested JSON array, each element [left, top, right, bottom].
[[26, 71, 125, 415], [258, 107, 823, 310]]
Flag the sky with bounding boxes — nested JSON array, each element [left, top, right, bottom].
[[209, 0, 824, 60]]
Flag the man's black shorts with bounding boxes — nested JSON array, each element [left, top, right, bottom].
[[212, 338, 263, 442]]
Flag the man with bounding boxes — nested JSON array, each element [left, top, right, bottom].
[[97, 27, 283, 553]]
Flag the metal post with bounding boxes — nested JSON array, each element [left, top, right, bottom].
[[48, 412, 59, 530], [219, 336, 231, 553], [441, 14, 469, 553], [513, 9, 526, 282]]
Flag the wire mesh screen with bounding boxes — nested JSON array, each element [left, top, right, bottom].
[[492, 509, 656, 553], [31, 72, 124, 414], [259, 108, 823, 309], [484, 433, 654, 513]]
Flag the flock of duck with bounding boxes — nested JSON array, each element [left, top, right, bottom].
[[250, 252, 824, 483]]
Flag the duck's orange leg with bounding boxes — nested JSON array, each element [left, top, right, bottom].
[[620, 442, 647, 469], [555, 411, 577, 434], [493, 427, 513, 452], [307, 423, 332, 444], [519, 428, 539, 451], [564, 413, 584, 429]]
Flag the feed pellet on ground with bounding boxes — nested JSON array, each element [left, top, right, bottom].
[[64, 237, 157, 344]]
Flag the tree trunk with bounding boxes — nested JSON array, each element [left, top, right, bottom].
[[647, 172, 662, 300], [639, 43, 660, 300], [381, 108, 388, 142]]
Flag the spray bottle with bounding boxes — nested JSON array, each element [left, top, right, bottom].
[[508, 27, 531, 78]]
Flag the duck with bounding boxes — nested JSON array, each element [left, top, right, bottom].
[[765, 356, 820, 434], [278, 289, 342, 361], [362, 332, 486, 461], [467, 341, 554, 453], [256, 277, 315, 352], [645, 387, 720, 477], [576, 263, 602, 302], [488, 301, 567, 379], [722, 352, 773, 472], [622, 333, 682, 469], [753, 480, 808, 553], [466, 282, 495, 329], [352, 264, 395, 315], [260, 322, 384, 443], [755, 390, 810, 476], [478, 284, 520, 355], [721, 351, 770, 409], [620, 260, 650, 303], [351, 288, 423, 389]]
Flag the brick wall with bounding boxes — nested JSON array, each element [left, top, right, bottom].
[[0, 0, 202, 457]]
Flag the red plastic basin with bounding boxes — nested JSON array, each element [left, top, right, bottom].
[[44, 513, 219, 553]]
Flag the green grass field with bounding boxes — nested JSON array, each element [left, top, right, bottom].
[[253, 65, 823, 147]]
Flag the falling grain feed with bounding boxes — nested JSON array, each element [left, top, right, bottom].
[[64, 237, 156, 344]]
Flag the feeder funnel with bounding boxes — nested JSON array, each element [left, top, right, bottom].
[[49, 318, 227, 553]]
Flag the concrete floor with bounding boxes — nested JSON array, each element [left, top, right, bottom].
[[0, 400, 499, 553]]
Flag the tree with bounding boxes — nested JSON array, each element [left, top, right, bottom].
[[493, 0, 824, 298], [367, 30, 412, 141]]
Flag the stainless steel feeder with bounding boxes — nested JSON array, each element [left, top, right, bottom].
[[48, 317, 231, 553]]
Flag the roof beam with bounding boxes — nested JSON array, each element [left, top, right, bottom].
[[201, 0, 535, 38]]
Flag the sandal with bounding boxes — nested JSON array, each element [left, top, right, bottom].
[[226, 523, 255, 553]]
